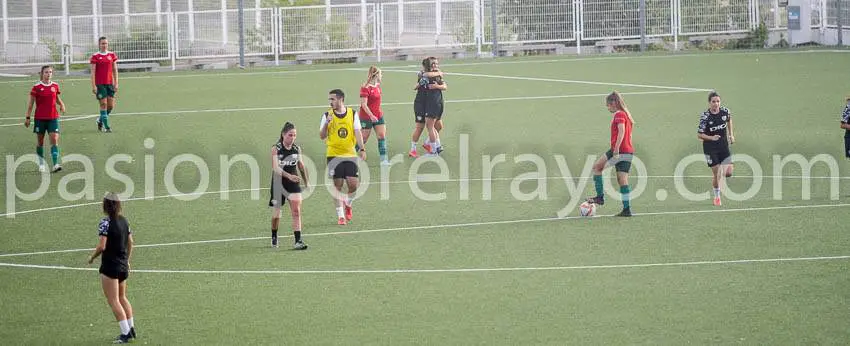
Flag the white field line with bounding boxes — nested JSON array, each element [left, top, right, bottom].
[[0, 254, 848, 274], [1, 174, 847, 219], [0, 89, 700, 128], [1, 49, 844, 85], [1, 201, 849, 258]]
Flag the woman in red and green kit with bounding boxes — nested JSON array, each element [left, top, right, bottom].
[[90, 36, 119, 132], [25, 65, 66, 173]]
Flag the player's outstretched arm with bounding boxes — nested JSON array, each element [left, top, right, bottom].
[[88, 236, 107, 264]]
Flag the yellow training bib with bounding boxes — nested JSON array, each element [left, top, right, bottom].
[[325, 107, 356, 158]]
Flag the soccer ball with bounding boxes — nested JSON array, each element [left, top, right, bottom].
[[579, 201, 596, 217]]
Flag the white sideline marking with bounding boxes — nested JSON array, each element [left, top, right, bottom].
[[1, 174, 847, 219], [0, 90, 699, 128], [0, 254, 848, 274], [0, 67, 364, 84], [1, 202, 849, 258], [384, 69, 710, 92], [436, 49, 850, 67]]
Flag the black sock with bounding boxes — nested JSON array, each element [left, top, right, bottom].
[[294, 231, 301, 242], [272, 229, 278, 238]]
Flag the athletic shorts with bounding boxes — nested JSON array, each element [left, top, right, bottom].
[[605, 150, 633, 173], [327, 157, 359, 180], [96, 84, 115, 100], [268, 176, 302, 207], [100, 266, 129, 282], [360, 117, 386, 129], [844, 137, 850, 159], [414, 100, 443, 122], [704, 147, 732, 167], [32, 119, 59, 134]]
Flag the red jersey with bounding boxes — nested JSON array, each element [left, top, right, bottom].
[[30, 81, 60, 120], [610, 110, 634, 153], [358, 84, 383, 120], [90, 51, 118, 85]]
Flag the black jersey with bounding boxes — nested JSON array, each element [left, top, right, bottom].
[[841, 103, 850, 138], [698, 107, 732, 151], [274, 141, 301, 175], [414, 71, 444, 104], [97, 216, 131, 270]]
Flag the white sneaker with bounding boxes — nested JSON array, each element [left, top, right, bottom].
[[51, 164, 62, 173], [38, 164, 46, 173]]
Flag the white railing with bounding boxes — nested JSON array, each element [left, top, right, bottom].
[[1, 0, 846, 68]]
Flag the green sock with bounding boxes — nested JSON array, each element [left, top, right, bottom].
[[593, 175, 604, 198], [100, 110, 110, 129], [50, 145, 60, 165], [620, 185, 631, 209], [377, 138, 387, 156], [36, 146, 44, 165]]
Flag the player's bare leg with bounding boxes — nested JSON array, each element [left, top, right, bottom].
[[711, 165, 722, 206], [333, 179, 347, 225], [289, 194, 306, 250], [615, 171, 631, 217], [587, 154, 608, 205], [410, 123, 425, 157], [271, 207, 281, 247], [48, 132, 61, 172], [343, 177, 359, 221], [35, 133, 46, 172], [375, 124, 389, 164]]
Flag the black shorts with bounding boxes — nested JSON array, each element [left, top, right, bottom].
[[327, 157, 359, 179], [414, 100, 443, 122], [704, 147, 732, 167], [844, 137, 850, 158], [605, 150, 633, 173], [100, 266, 128, 282], [268, 176, 302, 207]]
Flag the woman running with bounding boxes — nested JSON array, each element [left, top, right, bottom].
[[24, 65, 65, 173], [697, 91, 735, 206]]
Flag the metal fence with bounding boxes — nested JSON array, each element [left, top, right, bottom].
[[1, 0, 848, 68]]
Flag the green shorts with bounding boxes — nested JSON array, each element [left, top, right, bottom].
[[605, 149, 633, 173], [96, 84, 115, 100], [360, 117, 385, 129], [32, 119, 59, 134]]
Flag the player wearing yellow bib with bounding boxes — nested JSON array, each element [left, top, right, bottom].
[[319, 89, 367, 225]]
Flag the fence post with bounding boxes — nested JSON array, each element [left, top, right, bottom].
[[397, 0, 403, 37], [639, 0, 646, 52], [123, 0, 130, 36], [473, 0, 482, 56], [325, 0, 331, 21], [62, 0, 70, 74], [576, 0, 583, 54], [361, 0, 368, 43], [671, 0, 678, 51], [274, 8, 280, 66], [188, 0, 195, 42], [435, 0, 442, 45], [238, 0, 244, 68], [32, 0, 38, 45], [1, 0, 7, 46], [838, 0, 843, 46], [92, 0, 99, 42], [491, 0, 498, 57], [375, 5, 382, 62], [155, 0, 162, 26], [221, 0, 228, 45], [169, 11, 176, 70], [255, 0, 261, 30]]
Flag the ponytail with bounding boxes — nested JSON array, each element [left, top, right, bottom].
[[606, 91, 635, 124], [364, 66, 380, 87]]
